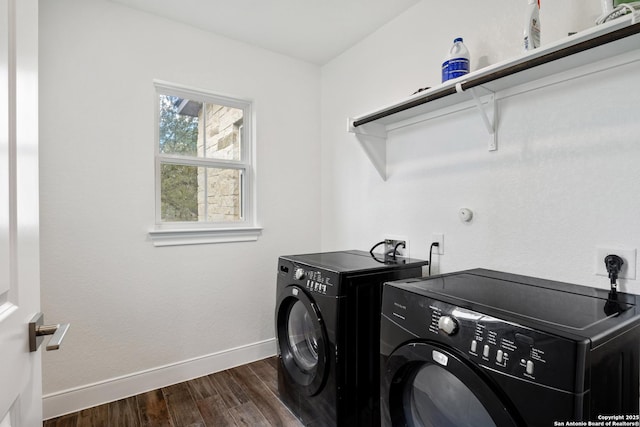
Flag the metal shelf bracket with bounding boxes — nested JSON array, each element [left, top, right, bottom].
[[347, 118, 388, 180], [459, 84, 497, 151]]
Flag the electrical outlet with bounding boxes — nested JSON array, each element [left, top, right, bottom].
[[595, 246, 637, 280], [432, 233, 444, 255], [384, 235, 409, 258]]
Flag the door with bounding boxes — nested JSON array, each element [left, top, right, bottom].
[[276, 285, 329, 396], [382, 342, 522, 427], [0, 0, 42, 425]]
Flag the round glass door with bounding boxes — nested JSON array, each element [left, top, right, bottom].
[[384, 342, 521, 427], [287, 300, 320, 374], [276, 286, 328, 395], [405, 364, 496, 427]]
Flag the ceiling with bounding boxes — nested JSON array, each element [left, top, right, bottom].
[[110, 0, 420, 64]]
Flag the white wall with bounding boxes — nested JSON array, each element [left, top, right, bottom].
[[38, 0, 640, 417], [321, 0, 640, 291], [39, 0, 321, 416]]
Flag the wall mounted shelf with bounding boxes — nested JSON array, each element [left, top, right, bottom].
[[348, 15, 640, 180]]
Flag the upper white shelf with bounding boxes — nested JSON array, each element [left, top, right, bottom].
[[348, 15, 640, 180]]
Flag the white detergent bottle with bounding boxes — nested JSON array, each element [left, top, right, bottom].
[[524, 0, 541, 51], [441, 37, 470, 83]]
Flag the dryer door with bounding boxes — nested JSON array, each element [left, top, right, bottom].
[[382, 342, 522, 427], [276, 285, 329, 396]]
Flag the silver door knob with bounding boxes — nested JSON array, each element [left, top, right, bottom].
[[29, 312, 70, 352]]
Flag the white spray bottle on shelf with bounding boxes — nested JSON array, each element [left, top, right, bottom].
[[524, 0, 541, 51]]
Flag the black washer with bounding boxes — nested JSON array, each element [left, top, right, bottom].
[[380, 269, 640, 427], [276, 250, 428, 426]]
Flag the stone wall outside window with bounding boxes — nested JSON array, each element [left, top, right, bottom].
[[196, 104, 243, 222]]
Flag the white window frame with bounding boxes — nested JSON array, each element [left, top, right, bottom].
[[149, 80, 261, 246]]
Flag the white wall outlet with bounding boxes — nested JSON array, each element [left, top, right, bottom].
[[595, 246, 637, 280], [432, 233, 444, 255], [384, 235, 409, 258]]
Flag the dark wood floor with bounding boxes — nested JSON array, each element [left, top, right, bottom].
[[44, 356, 303, 427]]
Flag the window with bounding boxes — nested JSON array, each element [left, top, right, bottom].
[[150, 81, 260, 246]]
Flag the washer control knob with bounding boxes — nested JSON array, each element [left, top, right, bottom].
[[294, 268, 305, 280], [483, 345, 490, 358], [438, 315, 459, 336], [526, 360, 535, 375]]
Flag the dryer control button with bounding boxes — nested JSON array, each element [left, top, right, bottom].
[[470, 340, 477, 353], [483, 345, 490, 358], [496, 350, 504, 363], [526, 360, 534, 375], [437, 316, 459, 335], [294, 268, 305, 280]]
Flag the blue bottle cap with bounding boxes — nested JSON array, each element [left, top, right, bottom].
[[454, 37, 463, 43]]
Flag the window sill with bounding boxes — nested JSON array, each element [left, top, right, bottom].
[[148, 226, 262, 247]]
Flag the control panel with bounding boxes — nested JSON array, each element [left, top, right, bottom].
[[382, 285, 582, 392], [279, 260, 337, 297]]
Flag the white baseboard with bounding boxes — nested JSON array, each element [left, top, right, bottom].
[[43, 338, 277, 420]]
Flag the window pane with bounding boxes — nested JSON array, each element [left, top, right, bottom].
[[200, 167, 243, 222], [161, 163, 243, 223], [158, 95, 199, 156], [158, 95, 242, 161], [199, 102, 242, 161], [160, 164, 198, 222]]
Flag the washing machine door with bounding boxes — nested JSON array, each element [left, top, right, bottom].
[[276, 285, 329, 396], [383, 342, 522, 427]]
